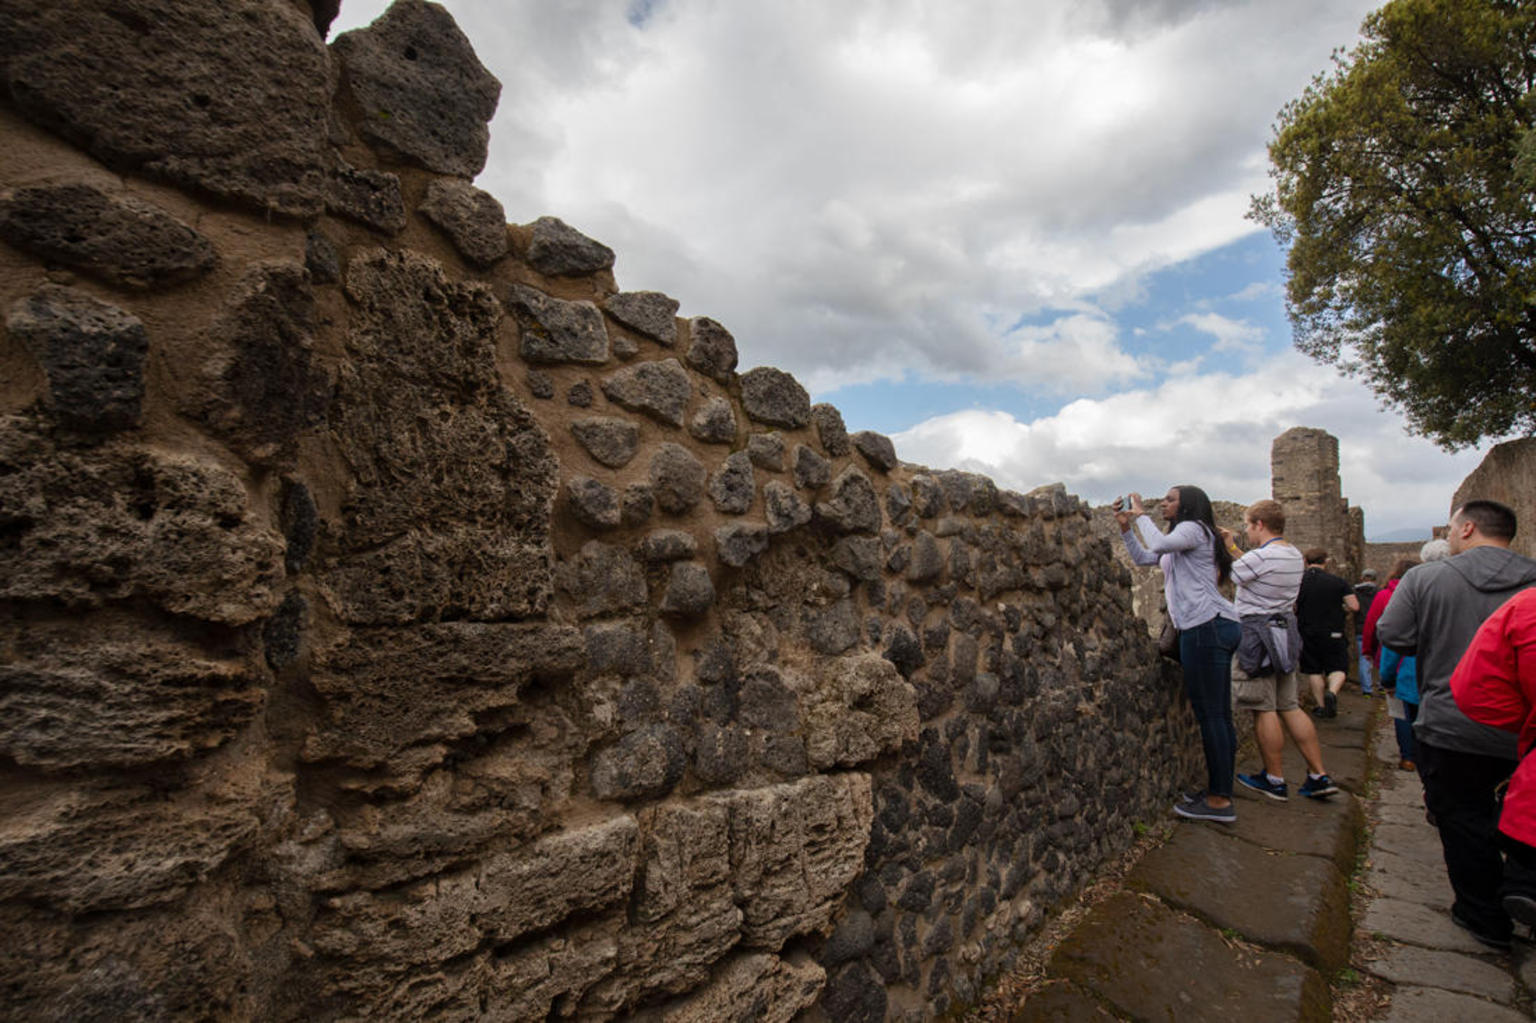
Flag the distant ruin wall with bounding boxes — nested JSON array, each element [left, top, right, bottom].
[[1271, 427, 1365, 579], [1454, 437, 1536, 561], [0, 2, 1197, 1019]]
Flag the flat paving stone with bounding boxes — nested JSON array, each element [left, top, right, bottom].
[[1010, 981, 1118, 1021], [1228, 788, 1361, 873], [1381, 984, 1528, 1023], [1373, 823, 1445, 865], [1364, 943, 1518, 1003], [1364, 848, 1452, 909], [1361, 896, 1491, 956], [1049, 891, 1330, 1023], [1129, 820, 1351, 973]]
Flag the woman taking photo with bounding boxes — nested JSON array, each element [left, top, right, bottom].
[[1116, 486, 1241, 822]]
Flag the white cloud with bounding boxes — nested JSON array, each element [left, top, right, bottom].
[[891, 352, 1489, 536], [332, 0, 1380, 389], [1176, 312, 1264, 353]]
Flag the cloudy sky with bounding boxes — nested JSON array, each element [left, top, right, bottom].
[[332, 0, 1499, 538]]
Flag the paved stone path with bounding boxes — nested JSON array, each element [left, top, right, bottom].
[[1011, 690, 1536, 1021]]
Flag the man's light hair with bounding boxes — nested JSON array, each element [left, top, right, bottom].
[[1245, 499, 1285, 534]]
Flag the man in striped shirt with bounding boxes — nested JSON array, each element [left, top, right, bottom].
[[1221, 499, 1339, 801]]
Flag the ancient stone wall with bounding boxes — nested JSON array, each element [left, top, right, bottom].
[[0, 1, 1197, 1020], [1271, 426, 1364, 578], [1453, 437, 1536, 560]]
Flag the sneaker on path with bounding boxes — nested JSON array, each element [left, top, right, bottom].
[[1504, 893, 1536, 930], [1237, 772, 1288, 801], [1324, 691, 1338, 716], [1173, 795, 1236, 823], [1299, 774, 1339, 799], [1451, 906, 1512, 952]]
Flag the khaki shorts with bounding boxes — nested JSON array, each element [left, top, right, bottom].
[[1232, 666, 1300, 713]]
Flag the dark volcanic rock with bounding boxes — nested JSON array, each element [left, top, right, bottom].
[[509, 285, 609, 365], [660, 561, 716, 618], [685, 316, 738, 383], [333, 0, 502, 177], [740, 366, 811, 429], [688, 397, 737, 445], [649, 443, 707, 515], [816, 468, 882, 534], [420, 178, 509, 266], [708, 451, 755, 514], [526, 216, 615, 277], [604, 290, 678, 345], [7, 285, 147, 435], [811, 403, 851, 457], [2, 0, 331, 215], [185, 261, 331, 469], [715, 522, 770, 568], [570, 417, 639, 469], [326, 161, 406, 234], [601, 358, 690, 427], [851, 430, 898, 472], [0, 184, 216, 289]]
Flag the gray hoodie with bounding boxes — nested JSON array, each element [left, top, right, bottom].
[[1376, 545, 1536, 757]]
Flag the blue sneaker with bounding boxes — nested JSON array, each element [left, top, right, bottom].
[[1237, 772, 1288, 801], [1299, 774, 1339, 799]]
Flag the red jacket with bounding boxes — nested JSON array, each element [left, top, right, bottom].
[[1449, 588, 1536, 846], [1361, 579, 1398, 665]]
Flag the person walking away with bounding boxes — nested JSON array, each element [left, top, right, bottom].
[[1219, 499, 1339, 801], [1364, 558, 1422, 770], [1354, 569, 1380, 694], [1116, 485, 1240, 824], [1450, 587, 1536, 931], [1377, 500, 1536, 950], [1297, 549, 1358, 718]]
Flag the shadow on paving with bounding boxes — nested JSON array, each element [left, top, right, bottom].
[[1013, 690, 1375, 1022]]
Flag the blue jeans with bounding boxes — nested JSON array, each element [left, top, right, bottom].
[[1179, 616, 1241, 798], [1357, 636, 1374, 694]]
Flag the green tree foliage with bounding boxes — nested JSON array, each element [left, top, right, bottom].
[[1253, 0, 1536, 448]]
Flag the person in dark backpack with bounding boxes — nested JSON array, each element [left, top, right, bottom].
[[1297, 549, 1359, 718], [1354, 569, 1380, 695]]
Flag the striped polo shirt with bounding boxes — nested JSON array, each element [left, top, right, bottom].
[[1231, 540, 1304, 615]]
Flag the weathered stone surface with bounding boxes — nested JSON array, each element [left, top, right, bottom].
[[264, 589, 307, 669], [802, 655, 918, 770], [332, 0, 501, 177], [567, 475, 622, 529], [1051, 891, 1330, 1023], [558, 541, 648, 619], [305, 229, 341, 284], [0, 615, 262, 770], [688, 396, 737, 444], [653, 951, 825, 1023], [650, 443, 708, 515], [911, 474, 946, 517], [816, 467, 882, 534], [907, 531, 944, 582], [510, 284, 609, 364], [186, 261, 330, 468], [712, 773, 874, 949], [2, 0, 330, 215], [326, 160, 407, 233], [716, 522, 770, 568], [304, 622, 582, 771], [1364, 944, 1517, 1004], [1380, 987, 1528, 1023], [7, 284, 147, 434], [527, 216, 615, 276], [805, 598, 861, 656], [686, 316, 737, 383], [325, 250, 555, 624], [603, 358, 691, 427], [591, 725, 688, 801], [831, 536, 882, 581], [420, 177, 509, 266], [661, 561, 716, 618], [740, 367, 811, 429], [638, 530, 698, 563], [810, 403, 850, 457], [851, 430, 898, 472], [0, 183, 217, 289], [938, 470, 998, 515], [794, 444, 832, 490], [623, 487, 654, 530], [313, 816, 637, 964], [708, 451, 756, 514], [604, 290, 678, 346], [764, 480, 812, 534], [748, 432, 785, 471], [0, 418, 284, 623], [0, 764, 273, 915], [571, 416, 640, 468]]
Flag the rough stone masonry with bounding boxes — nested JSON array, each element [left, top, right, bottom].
[[0, 1, 1200, 1019]]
